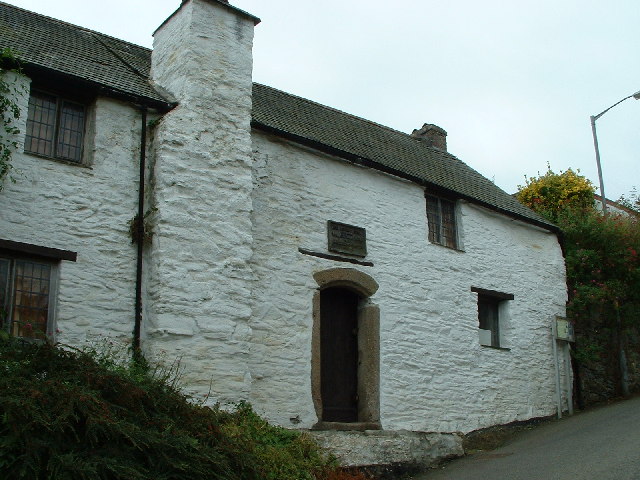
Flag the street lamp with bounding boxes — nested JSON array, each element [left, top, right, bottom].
[[590, 90, 640, 214]]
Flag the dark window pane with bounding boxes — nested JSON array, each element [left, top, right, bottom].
[[440, 199, 457, 249], [25, 91, 85, 162], [426, 195, 457, 249], [12, 260, 50, 339], [426, 195, 441, 244], [478, 295, 500, 347], [57, 101, 85, 162], [25, 92, 57, 157]]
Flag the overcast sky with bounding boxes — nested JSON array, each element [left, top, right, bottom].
[[9, 0, 640, 199]]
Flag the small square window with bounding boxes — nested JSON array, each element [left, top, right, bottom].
[[25, 90, 86, 163], [426, 194, 458, 249], [471, 287, 514, 348], [0, 256, 57, 340]]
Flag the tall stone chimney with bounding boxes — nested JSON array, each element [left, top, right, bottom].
[[146, 0, 260, 403], [411, 123, 447, 151]]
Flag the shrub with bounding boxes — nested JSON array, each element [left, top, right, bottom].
[[557, 207, 640, 399], [0, 335, 354, 480]]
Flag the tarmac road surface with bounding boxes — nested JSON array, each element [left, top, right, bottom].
[[413, 395, 640, 480]]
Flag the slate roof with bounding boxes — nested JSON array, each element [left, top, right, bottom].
[[0, 1, 171, 108], [251, 85, 555, 230], [0, 1, 556, 231]]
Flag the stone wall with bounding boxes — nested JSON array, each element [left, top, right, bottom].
[[574, 319, 640, 406], [145, 0, 256, 402], [249, 131, 569, 434], [0, 72, 143, 347], [310, 430, 464, 472]]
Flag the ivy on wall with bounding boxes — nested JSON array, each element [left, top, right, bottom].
[[0, 48, 24, 191]]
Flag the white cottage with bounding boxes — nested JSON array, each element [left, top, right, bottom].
[[0, 0, 569, 467]]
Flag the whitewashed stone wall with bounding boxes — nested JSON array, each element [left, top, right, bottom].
[[145, 0, 256, 402], [0, 71, 143, 347], [249, 131, 568, 434]]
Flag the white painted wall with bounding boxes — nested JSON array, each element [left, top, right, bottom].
[[0, 72, 143, 347], [249, 131, 568, 433], [145, 0, 256, 402]]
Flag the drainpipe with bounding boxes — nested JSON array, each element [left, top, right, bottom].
[[133, 107, 147, 362], [552, 320, 562, 418]]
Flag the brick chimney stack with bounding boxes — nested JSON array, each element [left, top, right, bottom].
[[411, 123, 447, 151]]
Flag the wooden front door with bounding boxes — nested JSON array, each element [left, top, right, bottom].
[[320, 287, 359, 422]]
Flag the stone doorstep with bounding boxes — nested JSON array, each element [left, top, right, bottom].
[[309, 429, 464, 475]]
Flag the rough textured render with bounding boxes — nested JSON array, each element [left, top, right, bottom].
[[1, 72, 143, 346], [145, 0, 257, 402], [249, 131, 569, 434]]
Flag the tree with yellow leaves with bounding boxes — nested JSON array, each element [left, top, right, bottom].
[[516, 166, 596, 223]]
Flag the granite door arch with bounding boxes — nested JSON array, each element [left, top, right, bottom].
[[311, 268, 380, 429]]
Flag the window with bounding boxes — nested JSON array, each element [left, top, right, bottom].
[[0, 256, 57, 340], [425, 194, 458, 249], [471, 287, 514, 349], [478, 294, 500, 347], [25, 90, 85, 163]]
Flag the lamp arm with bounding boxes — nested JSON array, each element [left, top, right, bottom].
[[589, 89, 639, 215], [592, 94, 635, 121]]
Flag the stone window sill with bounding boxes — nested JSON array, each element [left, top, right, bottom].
[[428, 242, 465, 253], [480, 344, 511, 352], [24, 151, 91, 169]]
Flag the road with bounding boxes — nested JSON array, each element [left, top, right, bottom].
[[413, 396, 640, 480]]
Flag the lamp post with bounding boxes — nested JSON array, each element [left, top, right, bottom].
[[590, 90, 640, 214]]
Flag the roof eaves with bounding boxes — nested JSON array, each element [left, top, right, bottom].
[[251, 119, 417, 181], [24, 63, 176, 111]]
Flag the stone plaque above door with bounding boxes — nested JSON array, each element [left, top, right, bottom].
[[327, 221, 367, 258]]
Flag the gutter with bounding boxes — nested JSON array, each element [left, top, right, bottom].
[[133, 107, 147, 362]]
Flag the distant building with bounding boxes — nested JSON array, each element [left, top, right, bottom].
[[594, 194, 639, 217]]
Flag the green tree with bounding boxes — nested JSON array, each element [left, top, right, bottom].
[[617, 187, 640, 214], [516, 166, 595, 223], [560, 207, 640, 400]]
